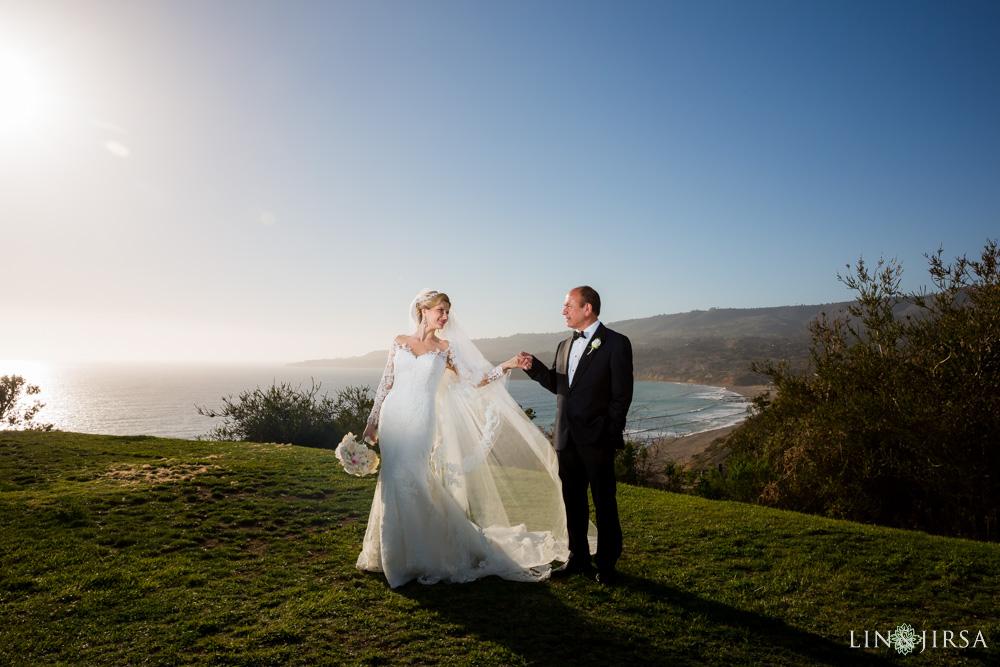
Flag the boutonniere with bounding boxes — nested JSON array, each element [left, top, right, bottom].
[[586, 337, 602, 356]]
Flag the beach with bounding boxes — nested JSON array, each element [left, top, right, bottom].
[[643, 384, 768, 476]]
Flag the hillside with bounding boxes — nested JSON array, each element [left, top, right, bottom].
[[291, 302, 849, 384], [2, 430, 997, 665]]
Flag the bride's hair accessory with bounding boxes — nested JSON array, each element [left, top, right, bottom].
[[409, 289, 450, 330]]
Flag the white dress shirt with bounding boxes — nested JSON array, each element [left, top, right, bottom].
[[568, 320, 601, 386]]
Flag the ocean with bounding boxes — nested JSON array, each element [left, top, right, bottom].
[[2, 361, 750, 443]]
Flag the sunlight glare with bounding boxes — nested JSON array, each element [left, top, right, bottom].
[[0, 49, 58, 144], [0, 359, 52, 380]]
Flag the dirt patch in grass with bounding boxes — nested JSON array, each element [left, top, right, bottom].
[[99, 458, 224, 486]]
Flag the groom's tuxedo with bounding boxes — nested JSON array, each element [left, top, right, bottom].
[[526, 322, 633, 574], [529, 323, 634, 452]]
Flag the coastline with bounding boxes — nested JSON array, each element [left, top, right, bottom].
[[642, 384, 769, 476]]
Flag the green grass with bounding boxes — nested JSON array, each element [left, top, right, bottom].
[[1, 431, 997, 666]]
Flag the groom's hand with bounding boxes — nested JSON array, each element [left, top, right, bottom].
[[519, 352, 534, 371]]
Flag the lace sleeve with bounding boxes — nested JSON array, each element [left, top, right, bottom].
[[367, 341, 399, 426], [446, 345, 505, 388]]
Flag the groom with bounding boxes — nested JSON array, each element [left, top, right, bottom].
[[521, 286, 633, 584]]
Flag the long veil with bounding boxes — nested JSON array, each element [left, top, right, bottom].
[[407, 291, 578, 566]]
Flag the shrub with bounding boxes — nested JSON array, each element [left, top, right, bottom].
[[330, 385, 376, 439], [197, 381, 373, 449], [723, 239, 1000, 540], [615, 439, 658, 487], [661, 460, 698, 494]]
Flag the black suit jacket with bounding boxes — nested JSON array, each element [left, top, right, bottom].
[[526, 323, 634, 450]]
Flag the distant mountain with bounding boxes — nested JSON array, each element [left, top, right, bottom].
[[290, 301, 860, 386], [611, 303, 853, 340]]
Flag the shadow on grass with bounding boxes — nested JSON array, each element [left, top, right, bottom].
[[626, 573, 895, 666], [397, 571, 895, 666], [397, 577, 643, 666]]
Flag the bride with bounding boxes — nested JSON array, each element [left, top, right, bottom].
[[357, 289, 574, 588]]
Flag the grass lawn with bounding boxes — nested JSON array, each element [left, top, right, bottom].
[[1, 430, 997, 666]]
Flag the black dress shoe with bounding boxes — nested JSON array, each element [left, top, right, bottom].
[[550, 560, 592, 579], [595, 569, 618, 585]]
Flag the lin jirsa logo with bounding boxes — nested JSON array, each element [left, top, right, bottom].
[[851, 624, 988, 655]]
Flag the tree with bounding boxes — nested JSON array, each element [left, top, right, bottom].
[[0, 375, 54, 431], [722, 239, 1000, 541], [197, 381, 374, 449]]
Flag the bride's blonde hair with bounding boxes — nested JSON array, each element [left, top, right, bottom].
[[416, 290, 451, 322]]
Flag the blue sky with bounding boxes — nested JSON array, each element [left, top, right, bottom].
[[2, 0, 998, 362]]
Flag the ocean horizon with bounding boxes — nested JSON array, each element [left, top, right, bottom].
[[2, 360, 749, 443]]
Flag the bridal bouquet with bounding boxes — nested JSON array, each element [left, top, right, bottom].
[[335, 432, 379, 477]]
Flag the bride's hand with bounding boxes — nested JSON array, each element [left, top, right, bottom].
[[502, 354, 532, 371], [501, 355, 526, 371], [363, 423, 378, 445]]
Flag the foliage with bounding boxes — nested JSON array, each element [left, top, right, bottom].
[[614, 439, 660, 488], [3, 430, 998, 666], [0, 375, 53, 431], [693, 455, 771, 502], [196, 381, 373, 449], [329, 384, 376, 439], [722, 239, 1000, 541], [660, 460, 699, 494]]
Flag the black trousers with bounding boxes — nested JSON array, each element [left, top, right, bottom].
[[557, 437, 622, 571]]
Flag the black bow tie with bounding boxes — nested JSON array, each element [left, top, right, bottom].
[[573, 331, 587, 341]]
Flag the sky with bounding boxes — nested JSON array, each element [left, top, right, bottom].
[[2, 0, 998, 363]]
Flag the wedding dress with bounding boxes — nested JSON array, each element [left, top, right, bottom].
[[356, 295, 572, 588]]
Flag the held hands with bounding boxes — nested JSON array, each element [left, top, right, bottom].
[[519, 352, 533, 371], [501, 353, 534, 372]]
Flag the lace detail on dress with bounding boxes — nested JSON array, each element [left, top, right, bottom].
[[369, 339, 458, 428], [445, 345, 505, 388], [367, 341, 400, 426]]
